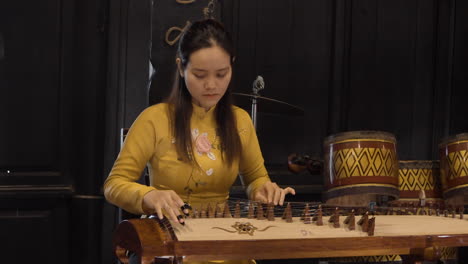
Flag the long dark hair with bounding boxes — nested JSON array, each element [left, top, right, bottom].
[[166, 19, 241, 167]]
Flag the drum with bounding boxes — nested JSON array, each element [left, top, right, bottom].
[[324, 131, 399, 205], [394, 161, 457, 263], [396, 160, 444, 207], [324, 132, 401, 263], [439, 133, 468, 206]]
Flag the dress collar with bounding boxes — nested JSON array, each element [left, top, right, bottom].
[[192, 103, 217, 120]]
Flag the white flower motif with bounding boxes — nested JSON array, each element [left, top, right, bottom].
[[192, 128, 199, 138], [206, 168, 214, 176], [207, 152, 216, 160]]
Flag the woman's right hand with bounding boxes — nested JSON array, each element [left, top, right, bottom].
[[142, 189, 185, 224]]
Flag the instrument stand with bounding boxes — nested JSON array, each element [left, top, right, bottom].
[[250, 75, 264, 130], [251, 96, 258, 129], [237, 76, 264, 189]]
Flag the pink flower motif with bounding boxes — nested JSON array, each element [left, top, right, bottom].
[[195, 133, 211, 154]]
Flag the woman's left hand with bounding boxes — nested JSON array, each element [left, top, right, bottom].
[[252, 181, 296, 206]]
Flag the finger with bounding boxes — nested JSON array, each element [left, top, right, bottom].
[[169, 190, 185, 207], [254, 192, 268, 204], [267, 183, 278, 204], [170, 198, 183, 212], [155, 204, 164, 219], [279, 189, 287, 206], [169, 201, 185, 224], [181, 203, 192, 216], [172, 193, 185, 207], [169, 191, 187, 215], [177, 215, 185, 225], [284, 187, 296, 195], [279, 187, 296, 206], [273, 187, 282, 205], [166, 204, 182, 224]]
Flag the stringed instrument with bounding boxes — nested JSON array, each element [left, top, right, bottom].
[[112, 199, 468, 264]]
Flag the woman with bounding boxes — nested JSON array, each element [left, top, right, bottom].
[[104, 19, 295, 229]]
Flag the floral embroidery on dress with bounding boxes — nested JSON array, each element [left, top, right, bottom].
[[191, 128, 217, 178], [194, 132, 211, 154]]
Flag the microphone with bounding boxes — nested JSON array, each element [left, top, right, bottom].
[[252, 75, 264, 95]]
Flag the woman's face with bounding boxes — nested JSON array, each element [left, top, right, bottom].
[[181, 45, 232, 111]]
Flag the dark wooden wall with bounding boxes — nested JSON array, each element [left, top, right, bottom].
[[1, 0, 467, 263], [0, 0, 108, 263]]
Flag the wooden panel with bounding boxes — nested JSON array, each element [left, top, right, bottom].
[[0, 0, 108, 263], [0, 195, 70, 264], [0, 0, 61, 170], [1, 211, 54, 262]]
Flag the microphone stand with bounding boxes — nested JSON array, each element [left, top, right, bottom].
[[251, 97, 258, 130], [251, 76, 264, 130], [238, 76, 264, 190]]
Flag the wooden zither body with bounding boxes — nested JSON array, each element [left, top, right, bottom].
[[113, 201, 468, 264]]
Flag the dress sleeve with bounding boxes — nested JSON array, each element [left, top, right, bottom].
[[237, 109, 271, 199], [103, 107, 160, 215]]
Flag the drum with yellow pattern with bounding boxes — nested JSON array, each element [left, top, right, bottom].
[[323, 131, 399, 204], [439, 133, 468, 206], [396, 161, 457, 262], [396, 160, 444, 207]]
